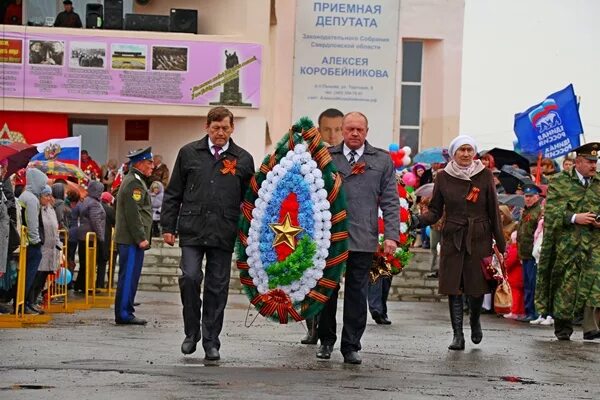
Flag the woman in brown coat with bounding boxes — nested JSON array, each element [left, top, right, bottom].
[[418, 135, 505, 350]]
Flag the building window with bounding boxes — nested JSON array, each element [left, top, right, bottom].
[[400, 40, 423, 153]]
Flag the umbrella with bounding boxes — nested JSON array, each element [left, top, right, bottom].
[[28, 160, 87, 181], [498, 165, 533, 194], [486, 148, 531, 174], [498, 194, 525, 208], [414, 183, 434, 198], [414, 147, 449, 164], [47, 178, 88, 198], [0, 142, 38, 176]]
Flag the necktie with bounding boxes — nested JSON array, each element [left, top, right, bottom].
[[212, 145, 222, 160], [348, 150, 357, 166], [584, 177, 590, 187]]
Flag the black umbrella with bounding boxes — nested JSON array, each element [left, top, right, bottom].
[[0, 142, 38, 176], [487, 148, 531, 174], [498, 165, 533, 194], [498, 194, 525, 208]]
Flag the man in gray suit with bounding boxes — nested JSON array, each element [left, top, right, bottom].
[[316, 112, 400, 364]]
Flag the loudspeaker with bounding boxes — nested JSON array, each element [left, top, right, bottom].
[[169, 9, 198, 34], [124, 14, 170, 32], [104, 0, 123, 30], [86, 4, 103, 29]]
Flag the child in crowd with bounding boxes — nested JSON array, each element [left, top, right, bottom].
[[150, 181, 163, 237]]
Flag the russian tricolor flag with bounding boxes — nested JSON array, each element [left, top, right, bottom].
[[30, 136, 81, 166]]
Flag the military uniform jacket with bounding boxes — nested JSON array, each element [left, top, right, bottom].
[[329, 142, 399, 252], [161, 136, 255, 251], [516, 200, 542, 260], [536, 169, 600, 320], [115, 167, 152, 245]]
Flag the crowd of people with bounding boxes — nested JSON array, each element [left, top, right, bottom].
[[1, 105, 598, 365], [0, 147, 169, 316]]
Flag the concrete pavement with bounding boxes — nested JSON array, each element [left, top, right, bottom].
[[1, 292, 599, 399]]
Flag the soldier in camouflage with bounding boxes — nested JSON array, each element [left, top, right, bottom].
[[536, 142, 600, 341], [516, 183, 543, 322]]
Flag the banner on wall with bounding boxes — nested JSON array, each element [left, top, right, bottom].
[[0, 31, 262, 108], [291, 1, 400, 148], [0, 111, 68, 145]]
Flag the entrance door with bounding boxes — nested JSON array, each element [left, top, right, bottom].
[[70, 119, 108, 165]]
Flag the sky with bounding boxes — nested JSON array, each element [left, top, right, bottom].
[[460, 0, 600, 151]]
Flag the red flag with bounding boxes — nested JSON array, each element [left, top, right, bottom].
[[0, 111, 68, 145], [535, 152, 542, 185]]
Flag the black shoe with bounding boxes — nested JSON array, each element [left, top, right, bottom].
[[448, 295, 465, 351], [316, 344, 333, 359], [204, 348, 220, 361], [28, 304, 45, 315], [181, 335, 200, 355], [372, 311, 385, 325], [24, 305, 40, 315], [133, 302, 141, 307], [426, 271, 438, 279], [556, 333, 571, 341], [301, 317, 319, 344], [468, 295, 483, 344], [380, 315, 392, 325], [343, 351, 362, 365], [115, 317, 147, 325], [583, 330, 600, 340]]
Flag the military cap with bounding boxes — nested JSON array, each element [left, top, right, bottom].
[[573, 142, 600, 161], [127, 146, 153, 164], [522, 183, 541, 196], [63, 0, 73, 4]]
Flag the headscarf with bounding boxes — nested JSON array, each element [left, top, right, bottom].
[[40, 185, 52, 196], [448, 135, 478, 158], [101, 192, 114, 204]]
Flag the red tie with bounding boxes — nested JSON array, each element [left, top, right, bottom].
[[213, 145, 222, 160]]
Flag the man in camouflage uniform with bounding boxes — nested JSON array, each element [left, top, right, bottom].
[[536, 142, 600, 341], [114, 147, 154, 325], [516, 183, 543, 322]]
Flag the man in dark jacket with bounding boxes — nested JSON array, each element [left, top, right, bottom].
[[54, 0, 82, 28], [161, 107, 255, 360], [114, 147, 153, 325], [316, 112, 400, 365]]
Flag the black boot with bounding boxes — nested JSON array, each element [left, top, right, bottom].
[[301, 317, 319, 344], [468, 295, 484, 344], [448, 295, 465, 350]]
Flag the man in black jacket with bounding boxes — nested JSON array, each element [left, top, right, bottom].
[[161, 107, 254, 361], [54, 0, 82, 28]]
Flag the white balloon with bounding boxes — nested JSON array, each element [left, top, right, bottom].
[[402, 146, 412, 156], [402, 156, 411, 166]]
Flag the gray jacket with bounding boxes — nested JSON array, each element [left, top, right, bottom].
[[77, 181, 106, 242], [18, 169, 48, 245], [329, 141, 400, 252]]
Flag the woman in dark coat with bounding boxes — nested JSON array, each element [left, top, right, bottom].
[[418, 135, 505, 351]]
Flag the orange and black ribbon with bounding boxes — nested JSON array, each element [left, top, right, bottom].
[[220, 159, 237, 175], [466, 186, 480, 203], [251, 289, 302, 324], [351, 162, 366, 175]]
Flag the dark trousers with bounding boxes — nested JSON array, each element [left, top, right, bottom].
[[114, 244, 144, 322], [522, 258, 538, 318], [179, 245, 232, 351], [30, 271, 51, 304], [368, 276, 392, 317], [96, 241, 107, 288], [318, 251, 374, 355], [24, 245, 43, 305], [74, 240, 89, 292]]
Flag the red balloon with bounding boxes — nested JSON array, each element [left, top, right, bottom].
[[397, 184, 407, 197], [400, 207, 409, 222], [397, 149, 405, 159]]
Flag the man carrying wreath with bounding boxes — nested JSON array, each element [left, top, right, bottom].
[[161, 107, 255, 360], [317, 112, 400, 364]]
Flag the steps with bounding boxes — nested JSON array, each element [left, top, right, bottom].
[[138, 239, 443, 302]]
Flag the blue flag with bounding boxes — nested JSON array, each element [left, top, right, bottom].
[[514, 84, 583, 158]]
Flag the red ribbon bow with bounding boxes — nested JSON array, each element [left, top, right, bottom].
[[252, 289, 302, 324]]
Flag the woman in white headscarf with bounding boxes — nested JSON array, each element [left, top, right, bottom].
[[418, 135, 505, 350]]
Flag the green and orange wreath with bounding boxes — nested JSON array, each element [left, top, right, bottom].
[[236, 117, 348, 323]]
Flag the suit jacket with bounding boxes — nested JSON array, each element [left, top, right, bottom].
[[161, 136, 254, 251], [329, 141, 399, 252]]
